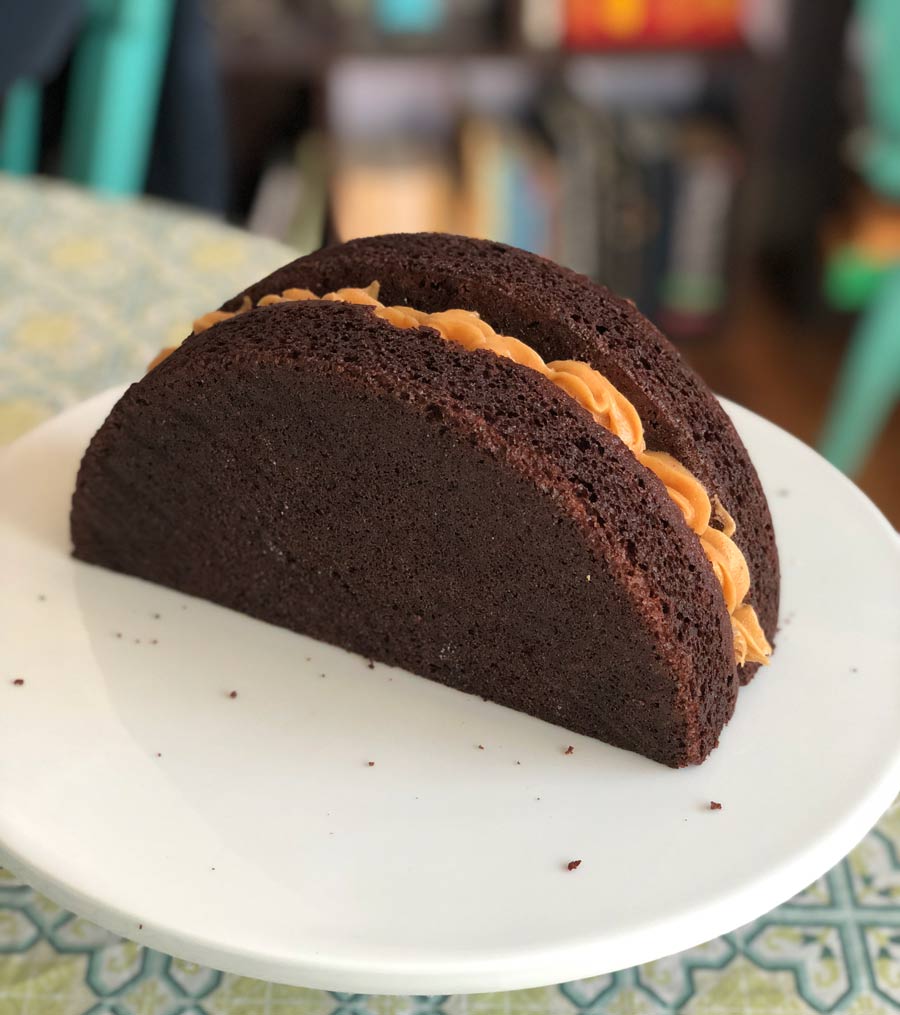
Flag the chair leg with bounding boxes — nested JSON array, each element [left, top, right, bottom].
[[0, 79, 42, 174], [819, 267, 900, 474], [61, 0, 175, 195]]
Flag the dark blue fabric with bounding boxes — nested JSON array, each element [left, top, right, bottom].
[[0, 0, 84, 92], [146, 0, 229, 212]]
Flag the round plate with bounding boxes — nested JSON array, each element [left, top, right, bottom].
[[1, 387, 898, 995]]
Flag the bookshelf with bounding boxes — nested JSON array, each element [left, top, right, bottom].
[[216, 0, 758, 335]]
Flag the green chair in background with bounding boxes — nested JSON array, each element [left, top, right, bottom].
[[819, 0, 900, 474], [0, 0, 174, 195], [820, 265, 900, 471], [0, 80, 43, 174]]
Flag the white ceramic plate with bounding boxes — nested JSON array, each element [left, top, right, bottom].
[[1, 387, 898, 995]]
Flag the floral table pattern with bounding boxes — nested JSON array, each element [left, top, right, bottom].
[[1, 174, 898, 1015]]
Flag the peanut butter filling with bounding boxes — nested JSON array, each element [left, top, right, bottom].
[[182, 283, 771, 666]]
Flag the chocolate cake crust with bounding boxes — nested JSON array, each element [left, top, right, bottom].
[[225, 234, 778, 682], [72, 301, 737, 766]]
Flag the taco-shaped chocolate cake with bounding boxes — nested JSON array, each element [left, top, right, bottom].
[[71, 234, 778, 767]]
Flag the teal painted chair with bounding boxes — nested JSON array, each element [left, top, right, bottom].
[[820, 265, 900, 470], [819, 0, 900, 473], [0, 0, 174, 195]]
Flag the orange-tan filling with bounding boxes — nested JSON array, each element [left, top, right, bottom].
[[186, 284, 771, 666]]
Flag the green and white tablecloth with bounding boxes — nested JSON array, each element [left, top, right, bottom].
[[1, 174, 899, 1015]]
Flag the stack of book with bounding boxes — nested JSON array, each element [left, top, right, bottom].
[[250, 103, 738, 335], [239, 1, 749, 333]]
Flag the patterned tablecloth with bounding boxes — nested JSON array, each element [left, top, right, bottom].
[[1, 174, 898, 1015]]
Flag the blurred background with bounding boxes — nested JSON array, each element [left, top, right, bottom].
[[2, 0, 898, 525]]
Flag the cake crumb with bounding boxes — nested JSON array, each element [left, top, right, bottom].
[[515, 760, 521, 765], [564, 745, 574, 755], [114, 632, 122, 639], [320, 673, 327, 679], [155, 752, 162, 758], [710, 800, 722, 811], [367, 660, 375, 670], [477, 744, 484, 750], [566, 860, 582, 872], [12, 678, 24, 686], [228, 690, 238, 699], [367, 761, 375, 767], [138, 923, 143, 930], [151, 612, 161, 620]]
